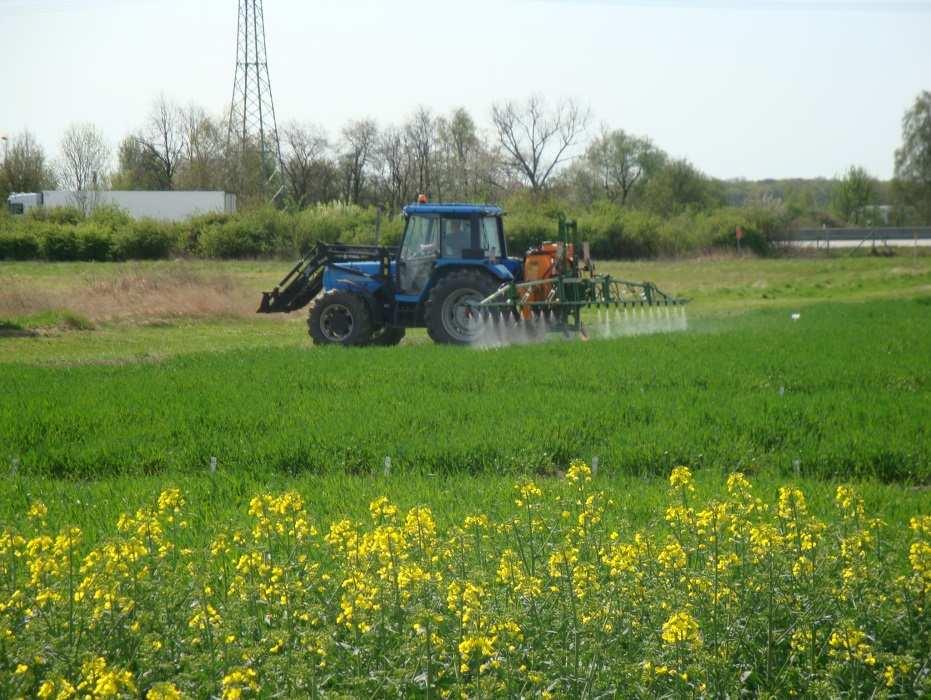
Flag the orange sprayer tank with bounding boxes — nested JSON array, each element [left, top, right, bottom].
[[519, 242, 575, 318]]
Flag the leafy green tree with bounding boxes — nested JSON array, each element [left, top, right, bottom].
[[641, 159, 724, 215], [111, 136, 165, 190], [585, 129, 667, 205], [1, 131, 56, 200], [831, 165, 877, 225], [893, 90, 931, 224]]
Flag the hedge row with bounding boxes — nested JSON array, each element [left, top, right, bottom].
[[0, 200, 788, 262], [507, 203, 787, 258], [0, 204, 406, 262]]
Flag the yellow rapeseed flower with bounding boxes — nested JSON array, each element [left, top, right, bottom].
[[146, 682, 183, 700], [661, 611, 702, 648], [27, 501, 48, 521], [669, 466, 695, 493], [566, 459, 592, 484]]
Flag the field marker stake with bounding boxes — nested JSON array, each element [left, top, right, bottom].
[[10, 457, 19, 477], [383, 456, 391, 477], [793, 459, 801, 478], [779, 386, 785, 397], [210, 456, 217, 474], [591, 456, 599, 477]]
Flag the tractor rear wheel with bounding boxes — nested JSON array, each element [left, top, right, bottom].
[[425, 269, 499, 345], [307, 291, 373, 346], [370, 325, 406, 346]]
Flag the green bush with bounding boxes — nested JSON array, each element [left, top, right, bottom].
[[577, 204, 662, 258], [179, 212, 233, 255], [0, 196, 791, 261], [41, 225, 82, 261], [113, 219, 177, 260], [27, 205, 84, 226], [87, 204, 133, 232], [76, 223, 113, 261], [292, 203, 386, 252], [0, 229, 41, 260], [200, 207, 288, 258], [505, 208, 557, 255]]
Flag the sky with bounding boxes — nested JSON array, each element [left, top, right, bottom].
[[1, 0, 929, 181]]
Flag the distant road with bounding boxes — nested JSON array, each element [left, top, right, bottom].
[[776, 227, 931, 248]]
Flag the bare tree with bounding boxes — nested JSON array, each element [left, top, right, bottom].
[[404, 107, 437, 198], [376, 126, 412, 211], [436, 107, 481, 199], [281, 122, 332, 207], [133, 96, 186, 190], [340, 119, 378, 204], [490, 95, 590, 192], [178, 105, 225, 190], [58, 122, 110, 211]]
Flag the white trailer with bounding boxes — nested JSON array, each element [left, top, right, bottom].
[[7, 190, 237, 221]]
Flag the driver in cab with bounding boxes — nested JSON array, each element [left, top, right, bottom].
[[443, 219, 471, 258]]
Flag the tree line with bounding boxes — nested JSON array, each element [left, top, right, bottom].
[[2, 91, 930, 227]]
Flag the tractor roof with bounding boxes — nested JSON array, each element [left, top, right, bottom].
[[403, 203, 503, 217]]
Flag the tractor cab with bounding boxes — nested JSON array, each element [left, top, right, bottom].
[[397, 203, 519, 297]]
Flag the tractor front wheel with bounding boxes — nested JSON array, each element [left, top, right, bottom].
[[425, 269, 499, 345], [307, 291, 373, 346]]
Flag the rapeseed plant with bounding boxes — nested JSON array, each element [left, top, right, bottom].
[[0, 464, 928, 697]]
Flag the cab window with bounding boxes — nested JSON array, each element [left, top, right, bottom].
[[440, 217, 472, 258], [401, 215, 439, 260], [480, 216, 502, 258]]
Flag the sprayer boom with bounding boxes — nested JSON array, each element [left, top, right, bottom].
[[476, 217, 688, 338]]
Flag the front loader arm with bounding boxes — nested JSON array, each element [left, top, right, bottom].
[[257, 243, 396, 314]]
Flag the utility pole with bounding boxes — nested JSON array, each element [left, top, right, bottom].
[[227, 0, 285, 201]]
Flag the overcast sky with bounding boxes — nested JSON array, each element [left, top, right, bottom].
[[1, 0, 929, 180]]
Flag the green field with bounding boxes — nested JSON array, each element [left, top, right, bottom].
[[2, 254, 930, 482], [1, 252, 930, 697]]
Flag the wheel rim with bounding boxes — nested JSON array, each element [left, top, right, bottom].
[[441, 288, 484, 342], [319, 304, 354, 342]]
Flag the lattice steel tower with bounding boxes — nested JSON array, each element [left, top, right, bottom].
[[227, 0, 284, 195]]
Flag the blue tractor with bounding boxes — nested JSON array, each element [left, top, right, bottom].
[[258, 201, 687, 345], [258, 202, 521, 345]]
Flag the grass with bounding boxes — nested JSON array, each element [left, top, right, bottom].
[[1, 252, 929, 364], [0, 297, 928, 482]]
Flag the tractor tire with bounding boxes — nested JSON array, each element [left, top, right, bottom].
[[370, 326, 406, 346], [425, 269, 500, 345], [307, 290, 373, 347]]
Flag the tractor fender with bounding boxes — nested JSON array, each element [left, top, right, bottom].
[[429, 261, 513, 289]]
